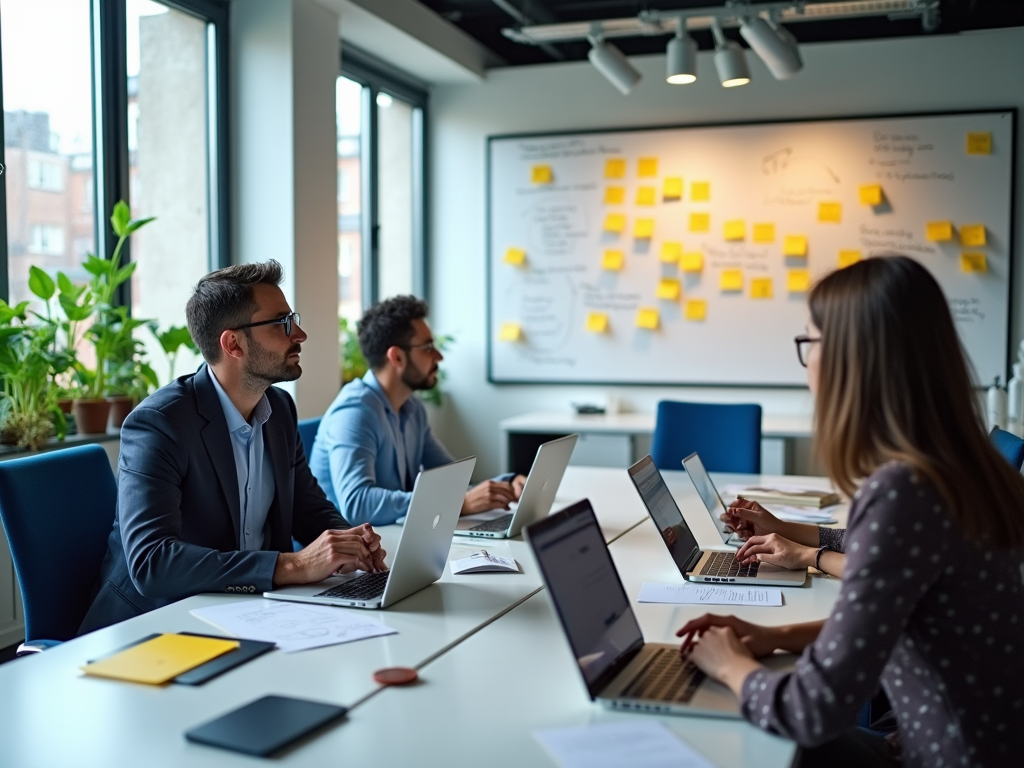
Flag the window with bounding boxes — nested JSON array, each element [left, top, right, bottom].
[[1, 0, 227, 381], [337, 52, 427, 331], [2, 0, 96, 308]]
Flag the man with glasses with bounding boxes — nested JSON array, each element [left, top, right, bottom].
[[311, 295, 526, 526], [80, 261, 385, 633]]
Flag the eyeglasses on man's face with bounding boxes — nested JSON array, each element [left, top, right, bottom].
[[233, 311, 301, 338], [403, 340, 438, 355], [794, 334, 821, 368]]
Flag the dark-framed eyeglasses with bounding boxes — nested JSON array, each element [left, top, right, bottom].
[[793, 335, 821, 368], [233, 312, 301, 337], [403, 340, 438, 355]]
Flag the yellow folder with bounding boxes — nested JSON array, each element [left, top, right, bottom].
[[82, 634, 239, 685]]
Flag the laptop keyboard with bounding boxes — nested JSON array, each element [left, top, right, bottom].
[[699, 551, 760, 578], [621, 647, 705, 703], [469, 513, 514, 533], [316, 571, 390, 601]]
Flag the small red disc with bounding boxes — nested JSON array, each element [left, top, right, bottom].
[[373, 666, 418, 686]]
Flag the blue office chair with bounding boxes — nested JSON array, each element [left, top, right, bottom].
[[991, 427, 1024, 471], [651, 401, 763, 473], [297, 417, 322, 462], [0, 445, 117, 655]]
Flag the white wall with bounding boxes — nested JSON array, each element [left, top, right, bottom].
[[428, 28, 1024, 480]]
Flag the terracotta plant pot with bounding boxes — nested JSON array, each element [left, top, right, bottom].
[[73, 399, 112, 434], [57, 398, 74, 414], [106, 396, 135, 429]]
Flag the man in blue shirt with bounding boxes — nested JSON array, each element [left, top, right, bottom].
[[80, 261, 385, 633], [311, 296, 525, 526]]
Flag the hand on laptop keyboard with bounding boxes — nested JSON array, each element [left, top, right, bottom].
[[734, 533, 816, 571], [461, 480, 517, 515]]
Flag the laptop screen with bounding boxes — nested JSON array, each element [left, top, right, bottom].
[[627, 456, 701, 574], [525, 500, 643, 698], [681, 452, 732, 545]]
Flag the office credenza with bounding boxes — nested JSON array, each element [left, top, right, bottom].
[[0, 468, 842, 767]]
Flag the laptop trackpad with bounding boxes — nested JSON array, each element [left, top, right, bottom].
[[454, 505, 516, 531]]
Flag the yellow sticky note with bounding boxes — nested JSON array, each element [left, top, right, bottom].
[[689, 212, 710, 232], [966, 132, 992, 155], [586, 312, 608, 333], [662, 177, 683, 199], [959, 224, 987, 247], [926, 221, 953, 242], [753, 223, 775, 243], [82, 634, 239, 685], [681, 252, 704, 272], [720, 269, 743, 291], [859, 184, 883, 206], [604, 213, 626, 233], [691, 181, 710, 201], [601, 250, 624, 271], [818, 202, 842, 223], [531, 164, 552, 184], [961, 253, 987, 273], [685, 299, 707, 321], [723, 220, 745, 241], [636, 186, 657, 206], [604, 158, 626, 179], [783, 235, 808, 257], [660, 241, 682, 263], [503, 247, 526, 266], [638, 158, 658, 178], [838, 249, 862, 268], [603, 186, 625, 205], [636, 307, 659, 329], [656, 278, 682, 301], [787, 269, 811, 293], [598, 250, 622, 272], [498, 322, 522, 342], [750, 277, 773, 299], [634, 218, 655, 239]]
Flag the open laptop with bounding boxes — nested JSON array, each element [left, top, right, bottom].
[[264, 456, 476, 609], [455, 434, 577, 539], [524, 499, 740, 717], [628, 455, 806, 587], [682, 452, 745, 548]]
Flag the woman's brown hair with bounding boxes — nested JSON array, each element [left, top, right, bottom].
[[809, 255, 1024, 548]]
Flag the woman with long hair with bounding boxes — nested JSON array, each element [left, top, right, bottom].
[[677, 256, 1024, 767]]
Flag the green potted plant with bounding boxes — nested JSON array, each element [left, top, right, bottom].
[[155, 324, 198, 383], [102, 312, 160, 428], [339, 317, 368, 384], [0, 299, 66, 450], [73, 200, 155, 433]]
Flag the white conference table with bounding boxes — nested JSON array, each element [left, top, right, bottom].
[[0, 467, 843, 768]]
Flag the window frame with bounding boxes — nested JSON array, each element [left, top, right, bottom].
[[340, 46, 429, 307], [0, 0, 230, 305]]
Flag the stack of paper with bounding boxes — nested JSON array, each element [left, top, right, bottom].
[[450, 550, 520, 575]]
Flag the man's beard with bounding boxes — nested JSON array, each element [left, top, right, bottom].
[[242, 334, 302, 392], [401, 363, 438, 391]]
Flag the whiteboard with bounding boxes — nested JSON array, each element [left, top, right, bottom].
[[487, 110, 1015, 386]]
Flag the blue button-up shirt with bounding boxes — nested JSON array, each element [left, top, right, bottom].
[[209, 369, 275, 551]]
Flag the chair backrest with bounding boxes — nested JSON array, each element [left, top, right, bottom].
[[651, 400, 763, 473], [297, 417, 322, 462], [990, 427, 1024, 471], [0, 444, 117, 642]]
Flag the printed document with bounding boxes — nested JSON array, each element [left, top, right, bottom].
[[638, 583, 783, 606], [534, 721, 715, 768]]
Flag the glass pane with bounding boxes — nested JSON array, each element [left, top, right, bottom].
[[376, 91, 415, 300], [336, 76, 363, 323], [126, 0, 208, 384], [2, 0, 96, 312]]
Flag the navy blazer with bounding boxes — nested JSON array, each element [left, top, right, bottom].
[[79, 366, 346, 634]]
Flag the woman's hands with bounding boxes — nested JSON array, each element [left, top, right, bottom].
[[677, 614, 784, 659], [722, 498, 821, 548], [735, 533, 817, 571], [676, 615, 767, 696]]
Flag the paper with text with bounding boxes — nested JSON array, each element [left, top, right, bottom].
[[534, 721, 715, 768], [190, 600, 396, 653], [639, 583, 783, 607]]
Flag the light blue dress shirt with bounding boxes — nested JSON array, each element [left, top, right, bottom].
[[209, 369, 275, 551]]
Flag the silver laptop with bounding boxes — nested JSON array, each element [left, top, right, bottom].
[[628, 455, 806, 587], [455, 434, 577, 539], [264, 456, 476, 609], [525, 499, 740, 718], [682, 452, 746, 548]]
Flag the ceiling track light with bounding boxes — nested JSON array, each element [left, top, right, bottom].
[[666, 18, 698, 85], [587, 30, 643, 95], [711, 20, 750, 88], [739, 14, 802, 80]]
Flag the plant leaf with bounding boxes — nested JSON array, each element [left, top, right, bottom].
[[83, 254, 109, 277], [125, 216, 156, 235], [28, 266, 56, 300], [110, 199, 131, 237], [112, 261, 138, 288]]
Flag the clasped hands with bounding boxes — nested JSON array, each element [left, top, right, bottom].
[[274, 524, 387, 586]]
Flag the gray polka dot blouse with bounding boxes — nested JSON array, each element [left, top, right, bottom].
[[741, 462, 1024, 767]]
